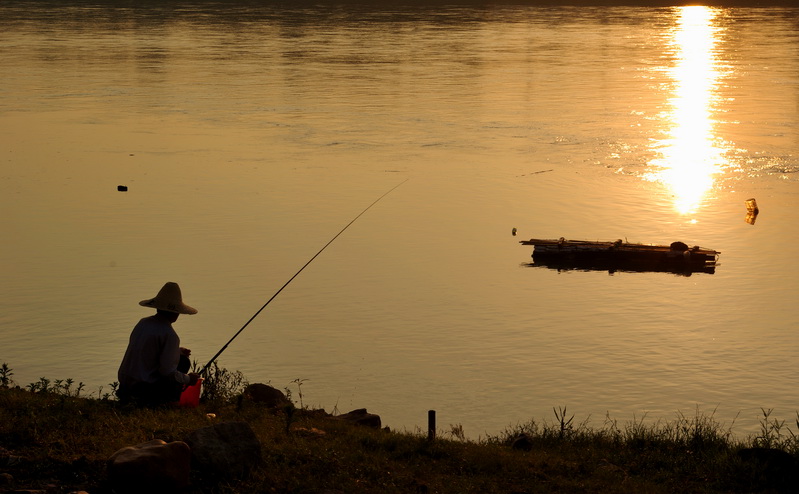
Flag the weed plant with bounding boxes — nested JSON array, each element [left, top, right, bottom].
[[192, 360, 248, 406], [0, 362, 13, 388], [1, 362, 798, 493]]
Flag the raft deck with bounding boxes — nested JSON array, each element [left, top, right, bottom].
[[520, 238, 720, 274]]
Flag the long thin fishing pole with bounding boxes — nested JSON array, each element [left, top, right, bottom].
[[200, 179, 408, 376]]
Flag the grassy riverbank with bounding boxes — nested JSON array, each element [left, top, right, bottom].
[[1, 366, 798, 493]]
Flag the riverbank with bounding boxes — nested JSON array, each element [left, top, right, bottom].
[[1, 368, 798, 493]]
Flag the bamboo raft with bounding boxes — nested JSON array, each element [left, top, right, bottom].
[[520, 237, 720, 274]]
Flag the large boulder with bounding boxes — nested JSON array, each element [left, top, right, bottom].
[[185, 421, 262, 478], [737, 447, 799, 491], [336, 408, 381, 428], [107, 439, 191, 493], [243, 383, 292, 408]]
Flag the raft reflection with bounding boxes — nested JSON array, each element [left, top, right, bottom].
[[523, 259, 716, 277]]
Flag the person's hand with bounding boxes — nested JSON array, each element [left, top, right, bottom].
[[180, 347, 192, 357], [188, 372, 201, 386]]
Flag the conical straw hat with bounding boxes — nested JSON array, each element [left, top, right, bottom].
[[139, 282, 198, 315]]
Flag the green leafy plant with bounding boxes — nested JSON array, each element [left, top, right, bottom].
[[754, 407, 792, 450], [25, 376, 86, 397], [0, 362, 14, 388], [198, 361, 249, 404], [27, 377, 52, 393]]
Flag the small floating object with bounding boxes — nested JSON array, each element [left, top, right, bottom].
[[519, 237, 720, 275], [745, 198, 759, 225], [512, 227, 517, 236], [117, 185, 128, 192]]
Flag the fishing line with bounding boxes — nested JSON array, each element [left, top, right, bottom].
[[200, 179, 408, 376]]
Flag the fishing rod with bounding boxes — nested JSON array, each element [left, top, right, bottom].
[[199, 179, 408, 376]]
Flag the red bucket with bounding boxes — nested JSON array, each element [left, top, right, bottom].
[[179, 379, 203, 408]]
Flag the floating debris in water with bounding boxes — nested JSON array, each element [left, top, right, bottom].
[[517, 169, 553, 177], [117, 185, 128, 192], [512, 227, 517, 236], [745, 198, 759, 225]]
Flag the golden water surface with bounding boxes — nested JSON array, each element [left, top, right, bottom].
[[1, 2, 798, 437]]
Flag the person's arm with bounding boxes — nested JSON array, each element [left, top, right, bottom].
[[161, 332, 191, 385]]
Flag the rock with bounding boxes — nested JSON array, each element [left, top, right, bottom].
[[243, 383, 292, 408], [107, 439, 191, 493], [0, 472, 12, 485], [0, 453, 22, 467], [290, 426, 327, 438], [336, 408, 382, 428], [738, 447, 799, 491], [596, 459, 628, 480], [185, 421, 262, 478]]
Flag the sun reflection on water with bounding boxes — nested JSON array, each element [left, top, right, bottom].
[[646, 6, 728, 216]]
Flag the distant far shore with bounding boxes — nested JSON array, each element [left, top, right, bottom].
[[12, 0, 799, 7]]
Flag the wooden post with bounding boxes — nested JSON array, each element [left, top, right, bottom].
[[428, 410, 436, 441]]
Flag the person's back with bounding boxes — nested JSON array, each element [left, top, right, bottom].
[[116, 283, 199, 407]]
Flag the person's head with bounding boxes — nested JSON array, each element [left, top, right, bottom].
[[155, 309, 180, 322], [139, 282, 198, 316]]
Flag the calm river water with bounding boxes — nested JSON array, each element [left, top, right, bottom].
[[2, 1, 798, 439]]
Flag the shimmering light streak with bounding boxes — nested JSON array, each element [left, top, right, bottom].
[[647, 6, 727, 215]]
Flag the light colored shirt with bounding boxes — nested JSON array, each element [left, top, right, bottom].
[[118, 315, 190, 388]]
